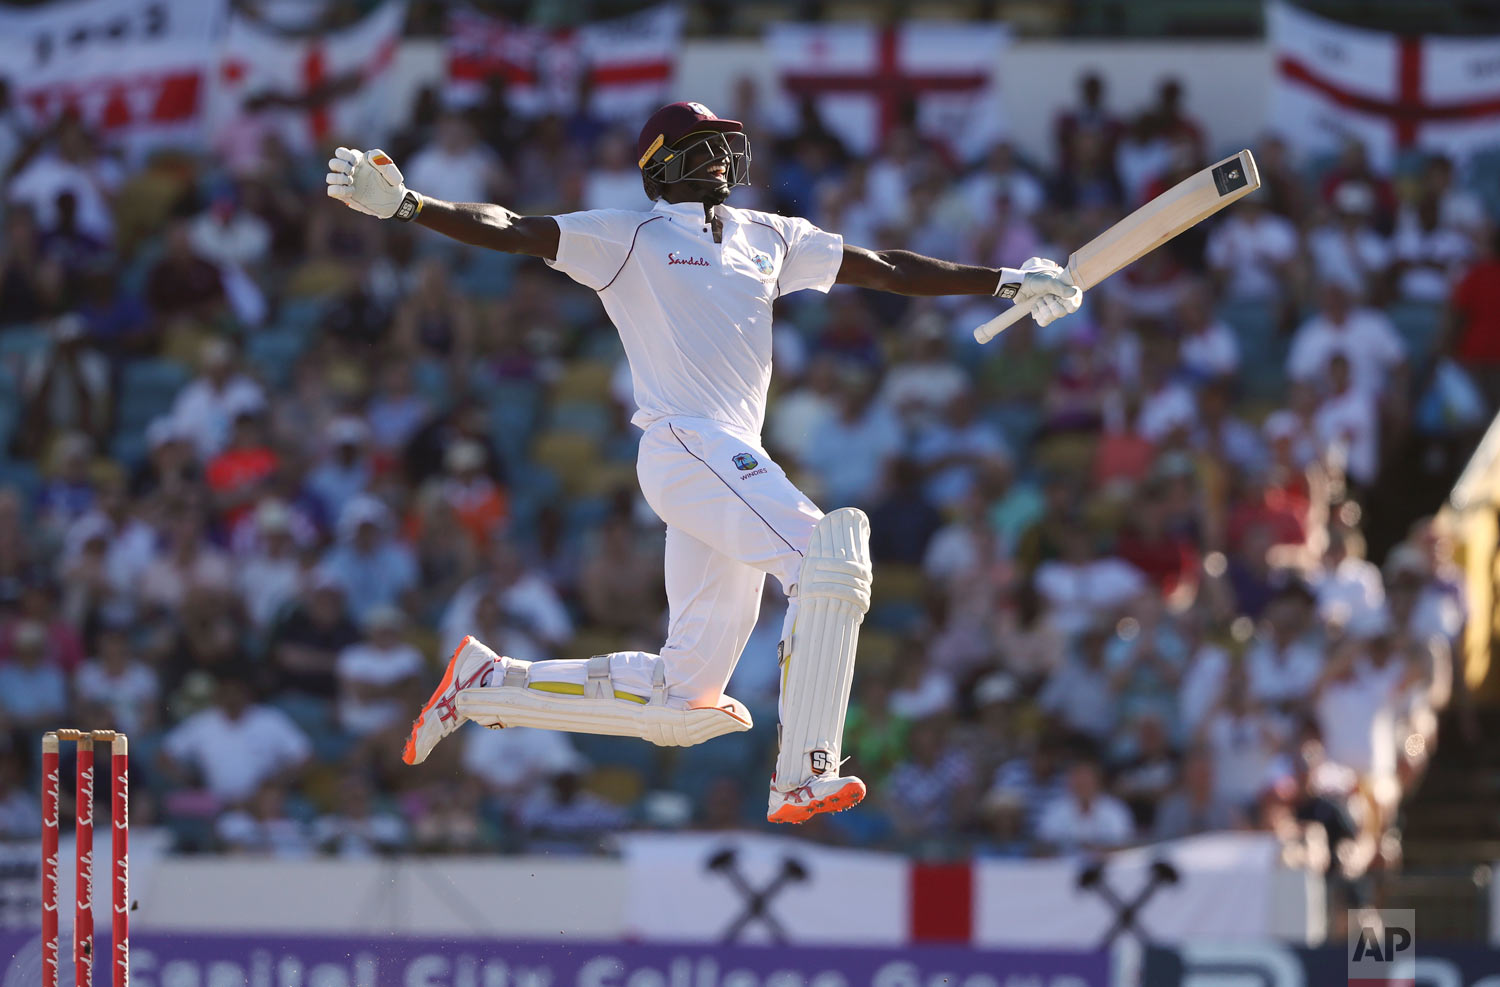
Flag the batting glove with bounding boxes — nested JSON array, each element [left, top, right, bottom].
[[325, 147, 423, 221], [996, 257, 1083, 328]]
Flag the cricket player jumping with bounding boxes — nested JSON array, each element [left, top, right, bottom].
[[326, 102, 1082, 823]]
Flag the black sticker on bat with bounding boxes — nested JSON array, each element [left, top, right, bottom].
[[1213, 159, 1249, 197]]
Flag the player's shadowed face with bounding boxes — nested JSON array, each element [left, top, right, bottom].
[[660, 131, 736, 205]]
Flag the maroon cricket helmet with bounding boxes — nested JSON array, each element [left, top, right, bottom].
[[636, 102, 744, 171]]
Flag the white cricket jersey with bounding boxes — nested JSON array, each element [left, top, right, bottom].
[[545, 198, 844, 439]]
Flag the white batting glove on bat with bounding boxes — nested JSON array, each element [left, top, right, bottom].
[[325, 147, 423, 221], [995, 257, 1083, 328]]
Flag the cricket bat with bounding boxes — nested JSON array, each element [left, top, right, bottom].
[[973, 149, 1261, 344]]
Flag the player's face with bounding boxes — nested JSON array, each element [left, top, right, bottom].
[[668, 132, 733, 203]]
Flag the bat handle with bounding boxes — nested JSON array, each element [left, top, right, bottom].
[[972, 299, 1033, 344]]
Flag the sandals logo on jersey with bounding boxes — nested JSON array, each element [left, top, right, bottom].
[[751, 252, 775, 276], [732, 453, 758, 471], [667, 252, 711, 267], [809, 750, 831, 775]]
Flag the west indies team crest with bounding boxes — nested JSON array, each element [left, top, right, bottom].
[[732, 452, 758, 471], [751, 252, 775, 276]]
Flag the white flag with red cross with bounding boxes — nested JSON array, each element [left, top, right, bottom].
[[213, 1, 406, 156], [445, 4, 683, 122], [1269, 0, 1500, 168], [766, 22, 1009, 163], [0, 0, 225, 157]]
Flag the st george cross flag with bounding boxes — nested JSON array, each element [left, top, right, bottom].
[[446, 5, 683, 122], [0, 0, 225, 157], [767, 22, 1009, 163], [1269, 1, 1500, 168], [212, 1, 406, 155]]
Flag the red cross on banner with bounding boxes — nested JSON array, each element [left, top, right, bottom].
[[1269, 0, 1500, 166], [303, 45, 330, 141], [1278, 42, 1500, 147], [213, 0, 407, 153], [781, 27, 989, 144], [769, 22, 1008, 162]]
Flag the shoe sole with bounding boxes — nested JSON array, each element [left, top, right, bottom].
[[402, 635, 473, 765], [767, 778, 867, 824]]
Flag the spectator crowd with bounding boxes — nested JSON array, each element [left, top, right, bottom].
[[0, 60, 1493, 920]]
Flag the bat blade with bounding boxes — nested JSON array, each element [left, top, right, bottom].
[[973, 149, 1260, 344]]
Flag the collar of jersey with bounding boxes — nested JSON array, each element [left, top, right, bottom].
[[651, 199, 717, 224]]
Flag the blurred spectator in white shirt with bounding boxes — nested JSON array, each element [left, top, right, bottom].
[[1422, 155, 1488, 238], [0, 621, 67, 731], [320, 496, 418, 624], [160, 675, 311, 806], [188, 182, 271, 270], [583, 131, 650, 210], [308, 416, 373, 520], [1035, 525, 1147, 637], [878, 314, 970, 431], [462, 722, 587, 799], [1199, 673, 1289, 812], [1036, 759, 1135, 853], [1176, 282, 1239, 382], [1313, 526, 1386, 633], [912, 392, 1012, 510], [517, 769, 630, 849], [801, 371, 903, 507], [8, 116, 120, 241], [1287, 283, 1406, 399], [1391, 194, 1473, 302], [441, 540, 573, 659], [140, 510, 235, 615], [216, 781, 314, 857], [1040, 622, 1122, 744], [961, 142, 1044, 221], [336, 606, 424, 738], [236, 500, 307, 629], [768, 355, 839, 464], [170, 338, 267, 460], [74, 622, 158, 736], [366, 362, 432, 456], [1152, 749, 1243, 839], [1176, 611, 1231, 739], [1314, 628, 1406, 790], [1307, 182, 1391, 299], [313, 775, 408, 857], [1205, 194, 1300, 302], [1313, 355, 1381, 488], [403, 113, 508, 207], [1245, 580, 1324, 710]]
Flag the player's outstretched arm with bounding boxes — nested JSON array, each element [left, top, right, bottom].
[[835, 244, 1082, 326], [325, 147, 559, 259]]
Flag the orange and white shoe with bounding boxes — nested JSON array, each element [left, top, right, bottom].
[[402, 636, 503, 765], [767, 775, 867, 824]]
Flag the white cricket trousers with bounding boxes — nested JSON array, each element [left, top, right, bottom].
[[524, 416, 821, 706]]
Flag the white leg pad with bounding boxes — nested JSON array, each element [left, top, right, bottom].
[[455, 654, 752, 747], [774, 507, 872, 790]]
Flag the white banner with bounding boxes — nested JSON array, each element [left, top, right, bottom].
[[1268, 0, 1500, 167], [767, 22, 1008, 162], [446, 4, 682, 122], [0, 0, 225, 154], [620, 832, 909, 945], [211, 0, 407, 155], [975, 833, 1286, 947]]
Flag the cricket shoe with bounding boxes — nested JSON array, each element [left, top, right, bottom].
[[767, 774, 866, 824], [403, 636, 504, 765]]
